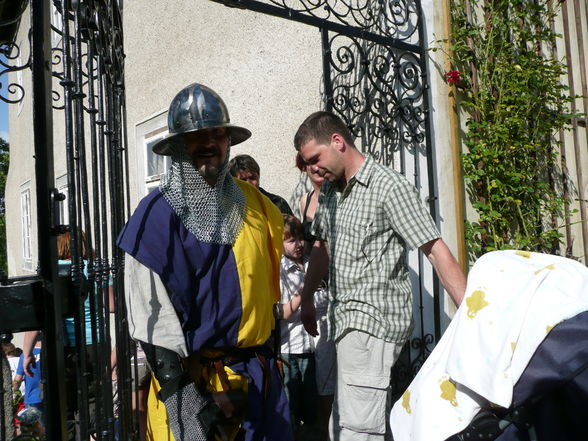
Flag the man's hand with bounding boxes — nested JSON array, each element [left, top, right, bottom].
[[23, 353, 36, 377], [301, 297, 318, 336], [21, 330, 40, 377], [299, 240, 329, 337]]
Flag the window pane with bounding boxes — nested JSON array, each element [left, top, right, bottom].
[[146, 138, 167, 178], [21, 189, 32, 263]]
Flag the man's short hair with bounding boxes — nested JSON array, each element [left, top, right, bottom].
[[294, 111, 355, 151], [228, 154, 260, 177], [282, 214, 304, 241]]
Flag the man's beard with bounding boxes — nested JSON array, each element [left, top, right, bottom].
[[195, 148, 230, 183], [197, 163, 222, 180]]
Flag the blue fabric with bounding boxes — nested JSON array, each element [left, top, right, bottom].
[[61, 259, 96, 346], [493, 310, 588, 441], [16, 348, 42, 405], [117, 189, 242, 352], [228, 346, 294, 441], [511, 310, 588, 405]]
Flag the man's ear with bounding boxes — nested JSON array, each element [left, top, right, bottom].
[[331, 133, 346, 152]]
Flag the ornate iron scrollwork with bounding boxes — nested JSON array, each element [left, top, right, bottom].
[[231, 0, 422, 42], [327, 33, 426, 167], [390, 332, 435, 401], [0, 0, 32, 105]]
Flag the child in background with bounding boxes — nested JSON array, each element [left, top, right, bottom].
[[278, 214, 318, 436], [13, 336, 43, 425]]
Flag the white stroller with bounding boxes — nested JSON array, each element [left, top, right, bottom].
[[390, 250, 588, 441]]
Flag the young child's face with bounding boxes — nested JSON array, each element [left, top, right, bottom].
[[283, 236, 303, 262]]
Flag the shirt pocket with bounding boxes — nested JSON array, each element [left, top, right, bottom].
[[360, 219, 387, 265]]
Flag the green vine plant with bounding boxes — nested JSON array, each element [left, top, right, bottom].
[[437, 0, 581, 261]]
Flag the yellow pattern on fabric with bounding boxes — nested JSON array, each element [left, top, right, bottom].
[[402, 390, 412, 414], [439, 378, 458, 407], [233, 180, 284, 347], [466, 288, 489, 318], [515, 250, 533, 259], [534, 264, 555, 275]]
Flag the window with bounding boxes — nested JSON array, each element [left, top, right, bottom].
[[136, 111, 169, 194], [144, 128, 169, 193], [56, 174, 69, 226], [51, 3, 63, 46], [21, 186, 32, 270]]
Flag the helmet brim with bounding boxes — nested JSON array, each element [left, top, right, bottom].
[[152, 124, 252, 156]]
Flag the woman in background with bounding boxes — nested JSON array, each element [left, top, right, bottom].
[[296, 153, 324, 258]]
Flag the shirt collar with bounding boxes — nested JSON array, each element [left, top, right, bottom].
[[343, 155, 374, 196], [282, 255, 303, 273], [352, 155, 374, 186]]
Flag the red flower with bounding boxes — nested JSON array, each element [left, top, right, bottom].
[[445, 70, 462, 83]]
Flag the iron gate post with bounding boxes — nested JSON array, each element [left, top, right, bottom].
[[31, 0, 68, 438]]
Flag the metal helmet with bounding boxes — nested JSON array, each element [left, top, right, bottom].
[[152, 83, 251, 155]]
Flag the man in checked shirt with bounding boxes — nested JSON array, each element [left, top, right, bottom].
[[293, 111, 466, 441]]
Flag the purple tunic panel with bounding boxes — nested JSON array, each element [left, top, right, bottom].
[[117, 189, 242, 352]]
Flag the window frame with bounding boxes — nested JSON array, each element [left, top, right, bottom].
[[20, 184, 33, 271], [135, 110, 169, 195]]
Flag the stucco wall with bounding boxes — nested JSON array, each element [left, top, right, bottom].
[[123, 0, 323, 210], [5, 8, 37, 276]]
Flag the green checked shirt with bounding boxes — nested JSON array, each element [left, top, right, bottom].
[[311, 156, 440, 343]]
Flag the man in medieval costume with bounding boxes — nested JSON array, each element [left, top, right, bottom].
[[117, 83, 292, 441]]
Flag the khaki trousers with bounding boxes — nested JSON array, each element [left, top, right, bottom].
[[330, 331, 404, 441]]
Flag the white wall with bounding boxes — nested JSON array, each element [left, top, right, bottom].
[[123, 0, 323, 210]]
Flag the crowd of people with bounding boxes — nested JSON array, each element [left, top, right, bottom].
[[2, 82, 466, 441], [118, 82, 466, 441]]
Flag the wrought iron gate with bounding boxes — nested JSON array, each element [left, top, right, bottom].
[[0, 1, 132, 440], [0, 0, 441, 438], [211, 0, 441, 397]]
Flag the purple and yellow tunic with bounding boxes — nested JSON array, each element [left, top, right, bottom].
[[117, 179, 292, 441]]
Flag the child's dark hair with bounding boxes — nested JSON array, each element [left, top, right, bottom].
[[283, 214, 304, 241]]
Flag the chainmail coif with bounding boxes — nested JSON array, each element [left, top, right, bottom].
[[159, 146, 245, 245]]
